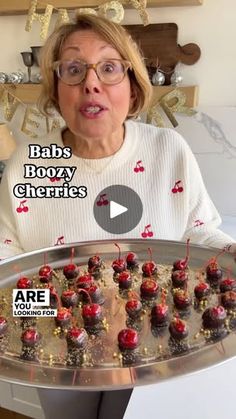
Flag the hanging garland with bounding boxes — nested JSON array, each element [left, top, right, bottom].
[[0, 0, 196, 136]]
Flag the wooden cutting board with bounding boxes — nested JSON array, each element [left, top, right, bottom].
[[124, 23, 201, 85]]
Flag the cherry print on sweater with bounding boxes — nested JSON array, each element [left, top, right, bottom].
[[194, 220, 204, 227], [141, 224, 154, 238], [16, 200, 29, 213], [55, 236, 65, 246], [49, 177, 61, 182], [134, 160, 145, 173], [96, 194, 109, 206], [172, 180, 183, 194]]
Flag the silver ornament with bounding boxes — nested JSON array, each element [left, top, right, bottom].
[[152, 70, 165, 86], [170, 71, 183, 86], [8, 71, 24, 84], [0, 72, 8, 83]]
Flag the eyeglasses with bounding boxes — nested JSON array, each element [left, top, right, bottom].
[[53, 59, 132, 86]]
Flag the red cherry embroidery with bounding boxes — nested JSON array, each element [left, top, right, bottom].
[[16, 200, 29, 213], [141, 224, 153, 238], [55, 236, 65, 246], [194, 219, 204, 227], [172, 180, 183, 194], [49, 177, 61, 182], [96, 194, 109, 206], [134, 160, 145, 173]]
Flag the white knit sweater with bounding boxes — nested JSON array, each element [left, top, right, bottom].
[[0, 120, 233, 259]]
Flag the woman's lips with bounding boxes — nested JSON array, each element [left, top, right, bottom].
[[79, 104, 108, 119]]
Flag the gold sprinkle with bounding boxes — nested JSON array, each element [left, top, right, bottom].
[[194, 333, 200, 339], [158, 345, 162, 352], [143, 347, 148, 354], [113, 352, 118, 358]]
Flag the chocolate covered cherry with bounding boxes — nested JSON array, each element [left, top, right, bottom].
[[220, 278, 236, 293], [76, 274, 93, 290], [55, 307, 72, 328], [142, 261, 157, 277], [173, 290, 192, 310], [66, 327, 88, 349], [39, 265, 53, 283], [0, 317, 8, 336], [61, 290, 79, 308], [173, 238, 190, 271], [112, 258, 126, 273], [86, 284, 105, 305], [169, 318, 188, 341], [125, 300, 142, 320], [194, 282, 210, 300], [221, 291, 236, 310], [118, 271, 132, 290], [21, 328, 41, 347], [112, 243, 126, 273], [82, 303, 103, 328], [63, 263, 79, 280], [118, 328, 139, 350], [140, 279, 159, 300], [88, 255, 102, 270], [206, 261, 223, 287], [151, 303, 169, 327], [202, 305, 226, 329], [17, 276, 33, 289], [171, 270, 188, 288], [126, 252, 139, 270]]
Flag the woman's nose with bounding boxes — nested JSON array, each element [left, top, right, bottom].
[[82, 68, 102, 94]]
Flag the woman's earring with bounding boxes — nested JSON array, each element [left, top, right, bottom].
[[152, 58, 165, 86]]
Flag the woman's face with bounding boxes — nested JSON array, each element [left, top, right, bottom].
[[57, 30, 133, 142]]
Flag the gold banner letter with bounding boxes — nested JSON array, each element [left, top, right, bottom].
[[25, 0, 53, 40], [21, 107, 43, 138]]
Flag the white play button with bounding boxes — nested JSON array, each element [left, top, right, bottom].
[[94, 185, 143, 234], [110, 201, 128, 219]]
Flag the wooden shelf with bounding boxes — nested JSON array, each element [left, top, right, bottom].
[[0, 1, 203, 15], [1, 84, 199, 107]]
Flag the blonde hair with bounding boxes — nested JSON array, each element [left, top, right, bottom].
[[38, 14, 152, 118]]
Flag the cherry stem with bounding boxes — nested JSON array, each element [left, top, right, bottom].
[[161, 288, 167, 306], [114, 243, 121, 261], [49, 286, 62, 310], [206, 248, 226, 269], [70, 247, 75, 265], [148, 247, 152, 263], [184, 238, 190, 263], [71, 316, 77, 328], [226, 267, 232, 279], [77, 288, 92, 305], [44, 252, 48, 266]]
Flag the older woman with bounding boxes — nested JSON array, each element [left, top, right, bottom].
[[0, 13, 235, 419]]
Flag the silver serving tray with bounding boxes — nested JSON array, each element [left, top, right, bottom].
[[0, 239, 235, 390]]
